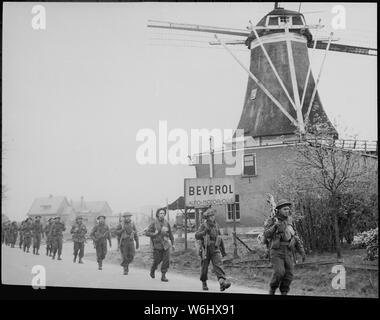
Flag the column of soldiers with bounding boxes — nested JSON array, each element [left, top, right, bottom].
[[2, 199, 305, 295]]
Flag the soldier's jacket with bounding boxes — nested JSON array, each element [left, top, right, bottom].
[[146, 219, 174, 250], [32, 221, 44, 236], [50, 222, 66, 238], [44, 223, 53, 238], [90, 223, 111, 243], [263, 217, 305, 256], [22, 222, 34, 238], [195, 221, 226, 256], [70, 223, 88, 243], [10, 223, 18, 235], [19, 222, 26, 234], [115, 221, 139, 244]]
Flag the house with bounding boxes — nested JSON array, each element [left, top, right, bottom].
[[27, 195, 74, 224], [71, 196, 113, 228]]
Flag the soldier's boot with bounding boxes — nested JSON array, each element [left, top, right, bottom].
[[150, 267, 155, 279], [26, 248, 30, 253], [161, 273, 169, 282], [36, 249, 39, 255], [202, 281, 209, 291], [98, 261, 102, 270], [123, 265, 129, 275], [269, 287, 276, 295], [78, 258, 83, 264], [280, 291, 288, 296], [33, 247, 35, 254], [52, 252, 56, 259], [57, 255, 62, 260], [73, 255, 77, 263], [46, 248, 49, 256], [219, 278, 231, 292]]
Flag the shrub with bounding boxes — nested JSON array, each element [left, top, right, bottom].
[[351, 228, 378, 261]]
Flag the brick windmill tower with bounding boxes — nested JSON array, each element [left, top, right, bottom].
[[148, 4, 377, 229]]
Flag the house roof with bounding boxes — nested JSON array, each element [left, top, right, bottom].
[[72, 201, 111, 214], [27, 196, 70, 216]]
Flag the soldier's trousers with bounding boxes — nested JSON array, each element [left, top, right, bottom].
[[73, 241, 85, 258], [200, 246, 226, 282], [95, 240, 107, 262], [52, 237, 63, 256], [19, 234, 24, 248], [11, 233, 18, 246], [23, 236, 32, 250], [33, 234, 41, 249], [120, 240, 135, 267], [269, 246, 294, 294], [152, 248, 170, 273], [46, 237, 53, 253]]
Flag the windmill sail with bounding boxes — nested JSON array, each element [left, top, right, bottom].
[[308, 41, 377, 56]]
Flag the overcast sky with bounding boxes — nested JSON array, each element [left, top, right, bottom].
[[2, 2, 377, 220]]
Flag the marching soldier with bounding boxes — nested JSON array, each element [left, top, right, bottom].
[[115, 212, 139, 275], [195, 208, 231, 291], [90, 215, 112, 270], [4, 221, 11, 246], [9, 221, 19, 248], [263, 199, 306, 295], [44, 218, 54, 256], [22, 218, 33, 252], [145, 208, 174, 282], [50, 216, 66, 260], [18, 220, 26, 249], [70, 216, 87, 264], [32, 215, 44, 255]]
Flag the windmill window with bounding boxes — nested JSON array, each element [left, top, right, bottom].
[[279, 16, 290, 24], [242, 153, 257, 176], [226, 195, 240, 222], [250, 88, 257, 100], [292, 16, 304, 25], [268, 17, 278, 26]]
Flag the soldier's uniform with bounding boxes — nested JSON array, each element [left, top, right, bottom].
[[50, 217, 66, 260], [22, 218, 33, 252], [4, 221, 11, 246], [70, 216, 87, 263], [115, 213, 139, 275], [44, 218, 54, 256], [145, 209, 174, 282], [18, 221, 26, 249], [90, 215, 112, 270], [195, 208, 231, 291], [32, 216, 44, 255], [9, 222, 19, 248], [263, 199, 306, 295]]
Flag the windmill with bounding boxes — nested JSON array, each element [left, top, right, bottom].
[[147, 3, 377, 141]]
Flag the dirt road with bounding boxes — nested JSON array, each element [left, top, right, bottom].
[[1, 242, 266, 294]]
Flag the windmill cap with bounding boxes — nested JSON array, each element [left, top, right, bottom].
[[203, 208, 217, 217], [276, 199, 292, 210]]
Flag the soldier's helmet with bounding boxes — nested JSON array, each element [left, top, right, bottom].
[[35, 215, 41, 219], [48, 218, 53, 222], [97, 215, 106, 221], [54, 216, 61, 221], [156, 208, 166, 218], [26, 217, 32, 222], [122, 212, 132, 218], [76, 216, 83, 221], [275, 199, 292, 210], [203, 208, 217, 218]]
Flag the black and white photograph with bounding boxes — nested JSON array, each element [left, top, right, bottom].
[[1, 1, 378, 303]]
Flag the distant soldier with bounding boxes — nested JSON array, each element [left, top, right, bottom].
[[22, 218, 34, 252], [115, 212, 139, 275], [4, 221, 11, 246], [145, 209, 174, 282], [32, 215, 44, 255], [70, 216, 87, 264], [18, 220, 26, 249], [195, 208, 231, 291], [90, 215, 112, 270], [263, 199, 306, 295], [44, 218, 54, 256], [9, 221, 19, 248], [1, 221, 6, 245], [50, 216, 66, 260]]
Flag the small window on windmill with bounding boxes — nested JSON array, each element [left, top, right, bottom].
[[292, 16, 303, 26], [279, 16, 290, 26], [268, 16, 278, 26], [242, 153, 257, 176], [250, 88, 257, 100]]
